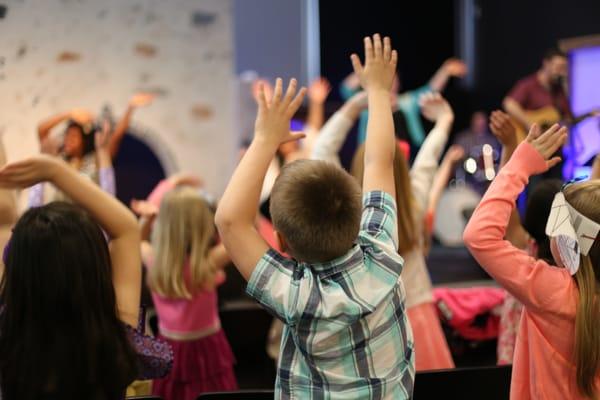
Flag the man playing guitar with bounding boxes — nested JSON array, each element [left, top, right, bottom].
[[504, 49, 570, 129], [503, 48, 570, 179]]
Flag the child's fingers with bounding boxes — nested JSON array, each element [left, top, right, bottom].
[[350, 54, 363, 76], [272, 78, 283, 105], [286, 87, 307, 117], [546, 156, 562, 169], [390, 50, 398, 68], [256, 83, 268, 109], [536, 125, 564, 152], [383, 36, 391, 61], [537, 127, 567, 158], [525, 123, 541, 142], [536, 123, 561, 145], [490, 111, 507, 126], [282, 131, 306, 144], [364, 37, 374, 62], [489, 120, 502, 135], [281, 78, 297, 109], [373, 33, 382, 58], [548, 129, 568, 153]]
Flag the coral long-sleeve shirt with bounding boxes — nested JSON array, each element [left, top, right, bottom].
[[464, 142, 598, 399]]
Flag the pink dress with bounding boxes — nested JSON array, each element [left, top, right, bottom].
[[149, 263, 237, 400], [463, 142, 600, 399]]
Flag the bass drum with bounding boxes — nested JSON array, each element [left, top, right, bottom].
[[434, 184, 481, 247]]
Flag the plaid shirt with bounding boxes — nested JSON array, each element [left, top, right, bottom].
[[247, 191, 415, 399]]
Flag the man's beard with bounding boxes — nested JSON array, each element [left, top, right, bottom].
[[549, 76, 564, 93]]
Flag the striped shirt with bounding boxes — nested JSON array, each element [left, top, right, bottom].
[[247, 191, 415, 399]]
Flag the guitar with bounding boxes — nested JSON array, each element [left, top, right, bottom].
[[511, 106, 600, 141]]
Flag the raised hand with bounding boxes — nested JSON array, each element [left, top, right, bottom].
[[526, 123, 568, 169], [350, 34, 398, 92], [308, 77, 331, 104], [252, 78, 274, 105], [443, 58, 468, 77], [130, 199, 159, 217], [0, 155, 60, 188], [70, 108, 94, 125], [419, 92, 454, 122], [489, 110, 517, 147], [254, 78, 307, 145], [129, 92, 155, 108], [95, 119, 112, 152], [444, 145, 465, 164]]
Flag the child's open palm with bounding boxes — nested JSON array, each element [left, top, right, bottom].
[[526, 123, 568, 170], [350, 34, 398, 92], [254, 78, 306, 145], [490, 110, 517, 147], [420, 92, 453, 122]]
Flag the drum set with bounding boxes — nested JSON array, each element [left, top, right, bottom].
[[434, 143, 499, 247]]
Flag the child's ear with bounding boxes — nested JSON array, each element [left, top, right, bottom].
[[275, 231, 288, 253], [550, 236, 565, 268]]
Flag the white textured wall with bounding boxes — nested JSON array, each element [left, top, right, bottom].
[[0, 0, 235, 195]]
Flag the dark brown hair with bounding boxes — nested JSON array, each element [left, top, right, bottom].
[[270, 159, 362, 262], [0, 202, 138, 399]]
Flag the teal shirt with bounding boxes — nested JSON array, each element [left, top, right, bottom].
[[340, 83, 432, 146]]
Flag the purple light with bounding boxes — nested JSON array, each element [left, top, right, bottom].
[[565, 46, 600, 179]]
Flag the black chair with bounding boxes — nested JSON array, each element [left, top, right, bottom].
[[197, 390, 274, 400], [413, 365, 512, 400]]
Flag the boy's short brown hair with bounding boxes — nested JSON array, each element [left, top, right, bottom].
[[270, 159, 362, 263]]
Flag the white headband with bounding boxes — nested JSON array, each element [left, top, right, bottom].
[[545, 192, 600, 275]]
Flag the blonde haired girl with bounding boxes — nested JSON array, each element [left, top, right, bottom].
[[140, 179, 237, 400]]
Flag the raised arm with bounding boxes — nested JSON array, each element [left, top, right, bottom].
[[311, 91, 368, 166], [215, 79, 306, 280], [0, 155, 142, 326], [489, 110, 530, 248], [94, 119, 116, 196], [351, 34, 398, 196], [0, 135, 16, 227], [427, 145, 464, 216], [428, 58, 467, 92], [131, 199, 158, 242], [37, 109, 93, 141], [306, 77, 331, 132], [109, 93, 155, 158], [340, 72, 361, 100], [0, 133, 17, 280], [463, 124, 569, 310], [410, 93, 454, 208]]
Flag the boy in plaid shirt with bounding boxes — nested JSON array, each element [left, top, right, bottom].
[[216, 34, 414, 399]]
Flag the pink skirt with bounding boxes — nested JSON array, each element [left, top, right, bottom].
[[408, 302, 455, 371], [152, 329, 238, 400]]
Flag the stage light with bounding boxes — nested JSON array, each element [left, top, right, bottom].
[[464, 157, 477, 174]]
